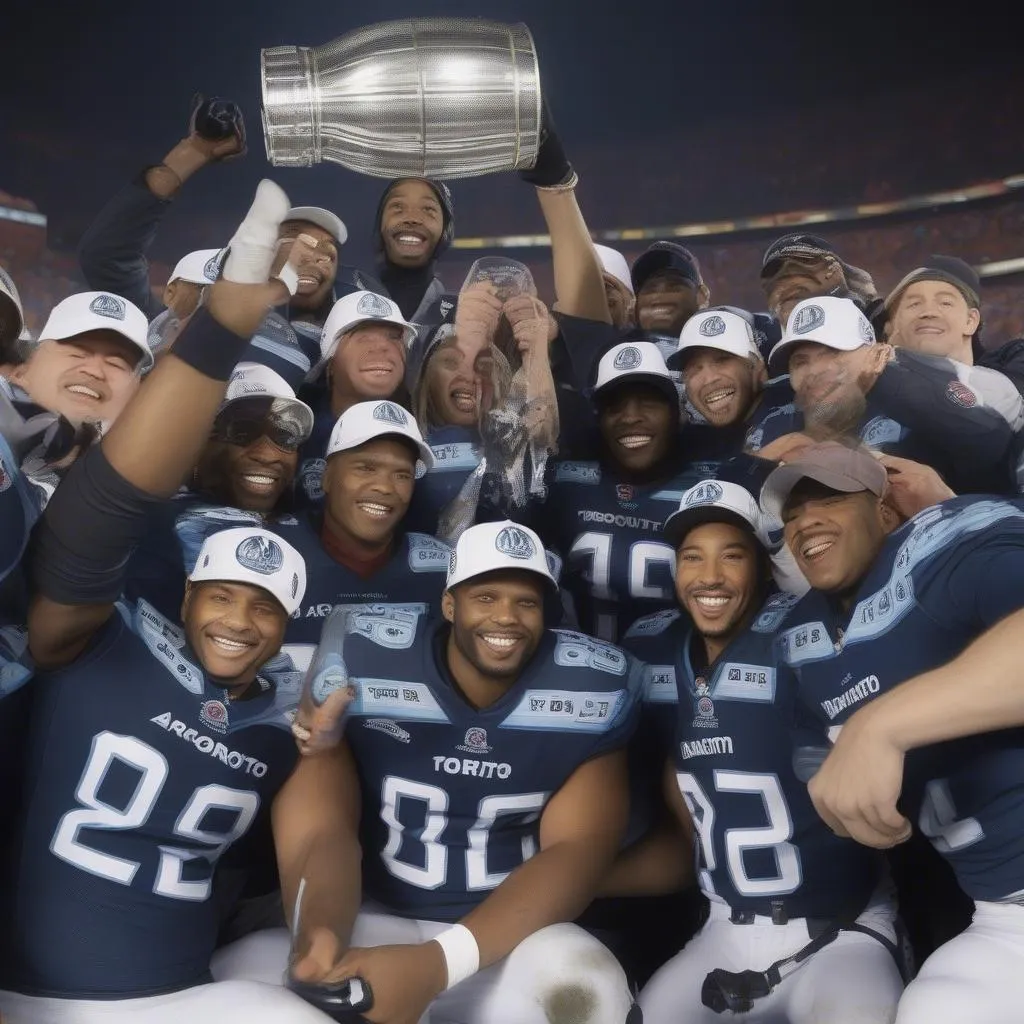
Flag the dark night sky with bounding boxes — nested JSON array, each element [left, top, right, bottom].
[[2, 0, 1022, 272]]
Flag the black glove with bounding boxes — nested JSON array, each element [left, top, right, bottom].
[[287, 977, 373, 1022], [518, 98, 575, 189], [188, 93, 247, 156]]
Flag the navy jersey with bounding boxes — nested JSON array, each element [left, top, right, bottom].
[[623, 602, 882, 919], [405, 425, 481, 536], [779, 496, 1024, 902], [339, 608, 641, 921], [541, 460, 707, 642], [755, 353, 1021, 494], [273, 516, 450, 673], [2, 600, 301, 998], [294, 386, 334, 509]]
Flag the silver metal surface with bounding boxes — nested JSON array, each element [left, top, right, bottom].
[[261, 18, 541, 178]]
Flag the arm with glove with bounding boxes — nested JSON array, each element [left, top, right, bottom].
[[78, 94, 246, 319]]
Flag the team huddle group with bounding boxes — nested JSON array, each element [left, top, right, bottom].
[[1, 97, 1024, 1024]]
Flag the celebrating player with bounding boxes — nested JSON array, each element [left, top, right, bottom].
[[0, 180, 348, 1022], [278, 520, 641, 1023], [607, 478, 902, 1022], [541, 340, 705, 642], [762, 441, 1024, 1021]]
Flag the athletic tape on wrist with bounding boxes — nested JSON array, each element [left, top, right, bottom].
[[169, 307, 250, 381], [432, 924, 480, 990], [274, 262, 299, 297]]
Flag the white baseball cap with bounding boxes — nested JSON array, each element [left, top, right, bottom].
[[219, 362, 314, 441], [446, 520, 557, 591], [0, 266, 25, 348], [285, 206, 348, 245], [593, 341, 678, 402], [768, 296, 876, 375], [595, 245, 634, 295], [188, 526, 307, 616], [320, 291, 418, 365], [670, 308, 762, 369], [325, 399, 434, 471], [663, 479, 768, 550], [39, 291, 153, 372], [170, 248, 224, 286]]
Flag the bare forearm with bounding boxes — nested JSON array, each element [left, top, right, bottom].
[[145, 139, 210, 198], [283, 833, 363, 952], [459, 837, 617, 968], [598, 823, 692, 897], [870, 609, 1024, 752], [536, 189, 610, 323]]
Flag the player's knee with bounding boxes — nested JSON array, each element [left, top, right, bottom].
[[210, 926, 291, 984], [506, 923, 633, 1024]]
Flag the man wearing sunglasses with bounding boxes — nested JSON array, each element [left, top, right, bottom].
[[124, 362, 314, 620]]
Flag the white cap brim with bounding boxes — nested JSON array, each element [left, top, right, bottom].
[[285, 206, 348, 245]]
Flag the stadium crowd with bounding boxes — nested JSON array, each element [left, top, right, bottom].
[[2, 90, 1024, 1024]]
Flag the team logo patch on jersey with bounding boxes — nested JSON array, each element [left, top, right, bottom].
[[363, 718, 411, 743], [791, 303, 825, 335], [685, 480, 724, 507], [199, 698, 229, 734], [300, 457, 326, 501], [457, 726, 492, 753], [495, 525, 536, 560], [372, 401, 408, 426], [89, 293, 127, 321], [235, 535, 284, 575], [692, 677, 718, 729], [698, 314, 727, 337], [613, 345, 643, 371], [357, 293, 395, 318], [946, 380, 978, 409]]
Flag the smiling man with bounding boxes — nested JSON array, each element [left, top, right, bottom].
[[275, 520, 640, 1024], [761, 296, 1023, 495], [760, 441, 1024, 1019], [296, 290, 418, 506], [538, 342, 707, 641], [11, 291, 151, 431], [607, 479, 902, 1023], [631, 242, 710, 343]]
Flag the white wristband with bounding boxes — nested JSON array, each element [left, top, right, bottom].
[[432, 924, 480, 990]]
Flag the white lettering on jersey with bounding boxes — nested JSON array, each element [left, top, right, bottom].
[[349, 678, 449, 723], [577, 510, 663, 530], [407, 533, 451, 573], [432, 755, 512, 779], [715, 663, 776, 703], [820, 675, 880, 720], [642, 665, 677, 704], [680, 736, 734, 759], [150, 712, 268, 777]]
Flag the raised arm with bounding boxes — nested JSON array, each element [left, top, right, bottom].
[[78, 95, 246, 319], [29, 180, 303, 669]]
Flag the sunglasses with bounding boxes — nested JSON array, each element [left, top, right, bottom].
[[212, 416, 304, 452]]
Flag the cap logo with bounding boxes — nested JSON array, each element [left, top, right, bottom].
[[857, 314, 875, 343], [495, 525, 536, 560], [684, 481, 724, 507], [698, 315, 727, 338], [791, 304, 825, 335], [357, 293, 395, 318], [372, 401, 409, 426], [235, 535, 284, 576], [89, 294, 126, 321], [613, 346, 643, 371], [203, 254, 222, 282]]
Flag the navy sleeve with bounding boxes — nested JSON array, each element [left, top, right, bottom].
[[585, 657, 643, 759], [77, 176, 173, 321], [936, 543, 1024, 634], [870, 353, 1019, 494]]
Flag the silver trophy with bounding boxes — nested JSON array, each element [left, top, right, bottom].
[[260, 17, 542, 178]]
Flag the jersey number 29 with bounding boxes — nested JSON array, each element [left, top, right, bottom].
[[51, 731, 258, 900]]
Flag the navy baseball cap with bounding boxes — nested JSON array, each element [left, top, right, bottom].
[[631, 241, 703, 293], [761, 234, 840, 280], [884, 255, 981, 311]]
